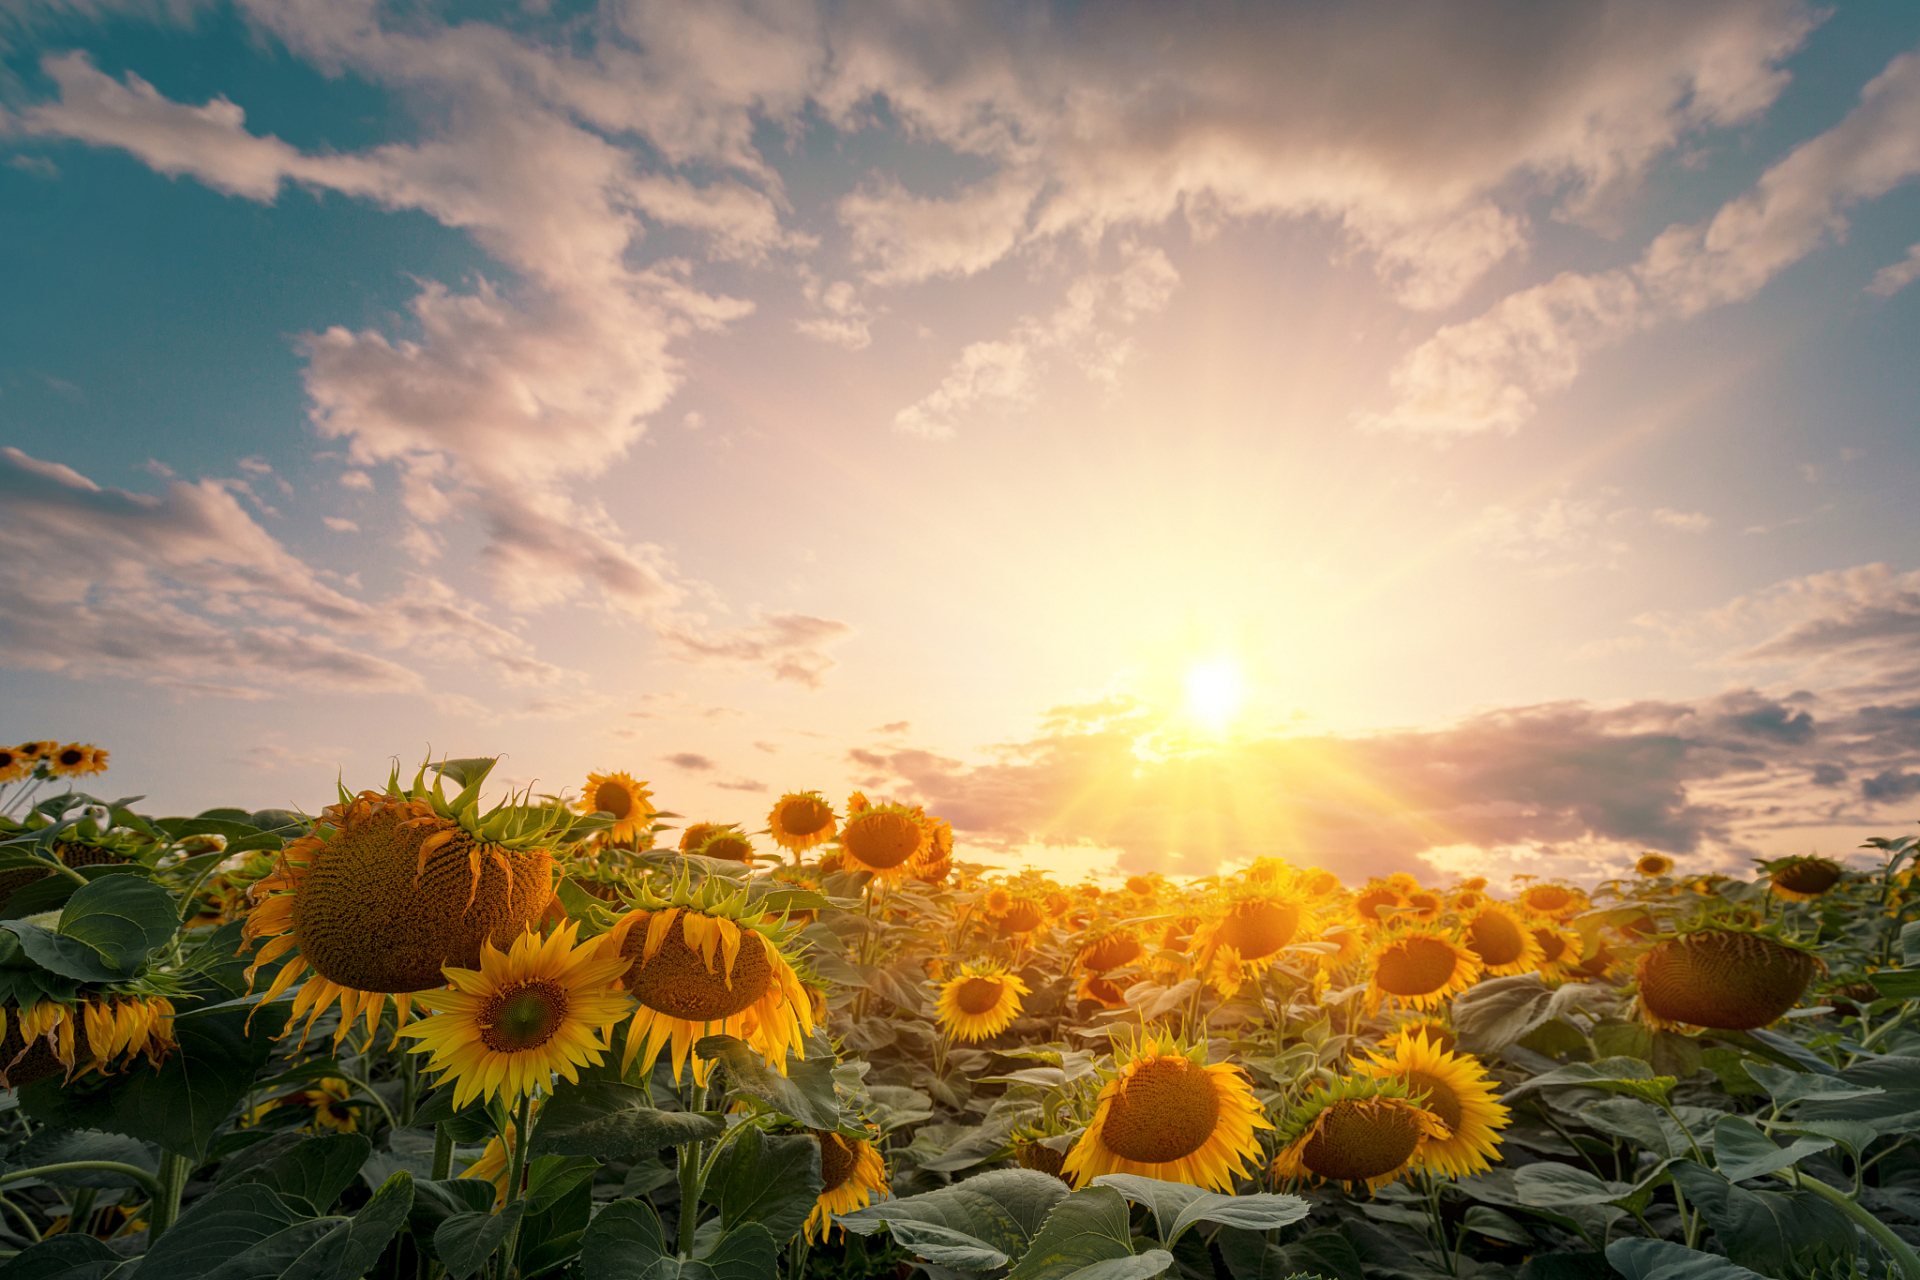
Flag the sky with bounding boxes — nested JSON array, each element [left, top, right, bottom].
[[3, 0, 1920, 889]]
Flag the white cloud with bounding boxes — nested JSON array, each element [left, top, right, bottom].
[[321, 516, 359, 533], [1867, 242, 1920, 297], [1651, 508, 1714, 532]]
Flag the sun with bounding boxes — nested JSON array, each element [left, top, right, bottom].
[[1183, 657, 1246, 732]]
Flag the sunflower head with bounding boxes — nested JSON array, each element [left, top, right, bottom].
[[1061, 1033, 1274, 1192], [1636, 928, 1823, 1031], [1353, 882, 1403, 925], [1517, 882, 1586, 920], [0, 995, 175, 1088], [1271, 1075, 1449, 1192], [687, 825, 757, 865], [836, 803, 928, 883], [935, 963, 1030, 1042], [1461, 902, 1544, 977], [1635, 852, 1676, 877], [995, 896, 1047, 935], [1205, 890, 1308, 962], [1366, 928, 1481, 1014], [1359, 1034, 1510, 1179], [1077, 929, 1144, 974], [15, 741, 57, 762], [1763, 855, 1845, 902], [805, 1129, 888, 1241], [575, 772, 655, 845], [767, 792, 837, 854], [48, 743, 109, 778]]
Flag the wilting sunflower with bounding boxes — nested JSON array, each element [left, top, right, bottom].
[[1271, 1076, 1449, 1192], [1359, 1034, 1509, 1179], [767, 791, 837, 855], [836, 801, 928, 884], [1517, 882, 1587, 921], [243, 760, 571, 1050], [604, 876, 815, 1084], [1765, 855, 1845, 902], [1366, 928, 1481, 1014], [47, 743, 109, 778], [806, 1129, 888, 1241], [1460, 902, 1544, 977], [0, 994, 175, 1088], [935, 964, 1030, 1042], [1636, 928, 1822, 1031], [1062, 1035, 1273, 1191], [575, 771, 654, 845], [1635, 852, 1676, 877], [403, 921, 631, 1107]]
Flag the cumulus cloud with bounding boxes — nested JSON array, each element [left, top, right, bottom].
[[0, 446, 557, 699], [1867, 242, 1920, 297], [1369, 45, 1920, 435]]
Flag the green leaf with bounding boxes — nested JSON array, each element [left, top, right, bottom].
[[530, 1078, 726, 1161], [1460, 1205, 1531, 1246], [837, 1168, 1070, 1266], [1868, 969, 1920, 998], [437, 1202, 525, 1280], [861, 1084, 934, 1132], [1513, 1163, 1637, 1207], [224, 1132, 373, 1217], [703, 1128, 822, 1242], [409, 1087, 495, 1141], [1503, 1056, 1675, 1105], [1452, 974, 1603, 1055], [281, 1169, 415, 1280], [408, 1177, 497, 1250], [1666, 1161, 1855, 1277], [13, 1127, 157, 1189], [0, 919, 124, 981], [1091, 1173, 1306, 1249], [885, 1219, 1014, 1270], [1711, 1116, 1833, 1182], [516, 1155, 595, 1277], [580, 1198, 669, 1278], [20, 1003, 278, 1160], [428, 757, 499, 788], [1768, 1118, 1881, 1160], [1606, 1239, 1768, 1280], [696, 1033, 842, 1128], [1741, 1061, 1885, 1107], [0, 1234, 127, 1280], [1005, 1185, 1140, 1280], [133, 1181, 338, 1278], [1795, 1054, 1920, 1133]]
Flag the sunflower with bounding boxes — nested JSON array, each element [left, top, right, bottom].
[[1635, 852, 1676, 877], [688, 825, 757, 864], [982, 886, 1015, 916], [1388, 1017, 1458, 1053], [1636, 929, 1822, 1031], [575, 772, 654, 845], [604, 877, 814, 1084], [1314, 925, 1369, 974], [0, 995, 175, 1088], [1301, 868, 1344, 900], [1402, 891, 1446, 924], [1529, 924, 1585, 982], [914, 814, 955, 885], [1365, 929, 1481, 1014], [1353, 882, 1403, 927], [243, 760, 570, 1051], [1359, 1034, 1509, 1179], [836, 802, 928, 884], [1195, 881, 1313, 966], [0, 839, 134, 915], [935, 964, 1030, 1042], [1271, 1076, 1449, 1192], [1517, 882, 1586, 921], [995, 895, 1047, 936], [1077, 928, 1144, 974], [1075, 970, 1133, 1010], [0, 747, 24, 784], [1765, 856, 1844, 902], [806, 1130, 888, 1242], [1460, 902, 1544, 977], [1061, 1035, 1273, 1191], [47, 743, 108, 778], [14, 740, 57, 763], [765, 791, 837, 856], [403, 921, 629, 1107], [249, 1077, 361, 1133]]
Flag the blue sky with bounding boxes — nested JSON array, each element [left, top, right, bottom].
[[3, 0, 1920, 886]]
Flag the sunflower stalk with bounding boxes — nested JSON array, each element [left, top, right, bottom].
[[148, 1151, 191, 1241], [497, 1092, 535, 1278], [0, 1161, 164, 1200], [1778, 1167, 1920, 1280]]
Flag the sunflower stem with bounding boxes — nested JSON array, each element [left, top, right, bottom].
[[677, 1134, 703, 1257], [431, 1122, 455, 1181], [147, 1151, 191, 1242], [497, 1092, 534, 1278], [0, 1161, 165, 1200], [1780, 1167, 1920, 1280]]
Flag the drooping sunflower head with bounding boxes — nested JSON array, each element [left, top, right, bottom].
[[403, 920, 633, 1108], [1635, 928, 1823, 1031], [1402, 891, 1446, 924], [1517, 882, 1586, 921], [0, 837, 138, 916], [1764, 855, 1845, 902], [241, 757, 574, 1049], [836, 802, 928, 883], [687, 825, 757, 865], [1451, 889, 1487, 913], [1528, 923, 1585, 981], [1365, 928, 1481, 1014], [805, 1129, 888, 1241], [1300, 868, 1344, 900], [575, 772, 655, 845], [1075, 969, 1134, 1010], [0, 994, 175, 1088], [1199, 883, 1311, 964], [1359, 1035, 1509, 1179], [604, 875, 815, 1083], [1461, 902, 1544, 977], [935, 962, 1030, 1043], [1061, 1033, 1274, 1192], [1353, 881, 1404, 926], [1271, 1075, 1449, 1192], [995, 895, 1048, 936], [1635, 852, 1676, 877], [1387, 1018, 1458, 1053], [767, 791, 837, 854], [48, 743, 109, 778], [1077, 928, 1144, 975]]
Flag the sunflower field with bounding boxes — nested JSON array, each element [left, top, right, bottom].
[[4, 747, 1920, 1280]]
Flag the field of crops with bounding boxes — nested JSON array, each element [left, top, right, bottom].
[[2, 744, 1919, 1280]]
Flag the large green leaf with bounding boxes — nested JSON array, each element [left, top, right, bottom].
[[703, 1128, 822, 1243], [1503, 1057, 1675, 1105], [280, 1170, 415, 1280], [1795, 1054, 1920, 1134], [1711, 1116, 1833, 1182], [1091, 1173, 1306, 1249], [515, 1155, 596, 1278], [0, 1234, 127, 1280], [1739, 1061, 1884, 1108], [1004, 1185, 1148, 1280], [57, 874, 177, 972], [837, 1168, 1070, 1266], [1666, 1161, 1855, 1277], [437, 1202, 526, 1280], [1451, 974, 1603, 1055], [1513, 1163, 1637, 1207], [1606, 1239, 1767, 1280], [579, 1203, 778, 1280], [407, 1176, 498, 1253], [223, 1133, 373, 1217], [696, 1033, 842, 1128], [13, 1127, 156, 1190], [20, 1003, 279, 1160], [132, 1181, 339, 1278], [0, 919, 124, 981], [530, 1078, 726, 1161]]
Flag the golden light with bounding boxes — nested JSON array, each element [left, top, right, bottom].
[[1183, 658, 1246, 733]]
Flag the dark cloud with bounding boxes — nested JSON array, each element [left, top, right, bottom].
[[1863, 770, 1920, 804], [1811, 763, 1848, 787], [663, 752, 715, 771]]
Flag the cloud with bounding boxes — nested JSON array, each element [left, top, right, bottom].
[[654, 612, 855, 689], [322, 516, 359, 533], [663, 752, 715, 771], [1368, 45, 1920, 435], [0, 446, 559, 699], [1651, 508, 1714, 532], [1867, 242, 1920, 297]]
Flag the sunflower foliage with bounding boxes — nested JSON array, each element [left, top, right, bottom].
[[1, 750, 1919, 1280]]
